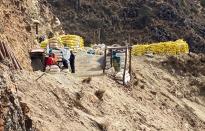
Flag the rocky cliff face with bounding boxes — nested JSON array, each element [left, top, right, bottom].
[[0, 0, 54, 130], [48, 0, 205, 53], [0, 68, 26, 131], [0, 0, 53, 70]]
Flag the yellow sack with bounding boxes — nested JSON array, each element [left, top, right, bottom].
[[59, 34, 84, 49], [40, 37, 62, 48], [40, 39, 49, 48], [132, 39, 189, 56]]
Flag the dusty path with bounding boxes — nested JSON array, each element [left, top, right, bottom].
[[14, 54, 205, 131], [75, 52, 104, 77]]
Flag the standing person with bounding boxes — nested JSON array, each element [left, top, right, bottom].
[[70, 51, 75, 73], [44, 54, 53, 70], [61, 48, 70, 69], [51, 53, 58, 65]]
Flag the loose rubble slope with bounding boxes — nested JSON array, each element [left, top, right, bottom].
[[13, 54, 205, 131], [1, 0, 205, 130]]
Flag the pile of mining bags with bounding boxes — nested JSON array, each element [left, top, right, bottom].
[[132, 39, 189, 56], [60, 35, 84, 48], [41, 35, 84, 49], [40, 37, 62, 48], [92, 44, 105, 55]]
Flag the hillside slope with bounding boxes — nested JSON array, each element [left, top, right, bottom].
[[1, 0, 205, 130], [49, 0, 205, 53], [15, 54, 205, 131]]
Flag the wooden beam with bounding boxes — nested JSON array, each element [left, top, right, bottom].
[[123, 47, 128, 85], [110, 49, 113, 67], [103, 48, 107, 74], [0, 42, 22, 70], [0, 42, 6, 57], [16, 57, 23, 70], [5, 44, 19, 69], [129, 47, 132, 75], [11, 50, 22, 70], [3, 43, 10, 58], [0, 42, 5, 59], [0, 50, 4, 60], [106, 46, 132, 50], [8, 43, 22, 70]]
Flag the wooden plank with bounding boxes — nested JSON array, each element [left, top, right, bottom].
[[0, 42, 6, 57], [11, 48, 22, 69], [2, 42, 11, 59], [0, 50, 4, 60], [3, 43, 15, 69], [129, 47, 132, 74], [0, 42, 22, 70], [16, 58, 22, 70], [107, 46, 132, 50], [11, 56, 19, 69], [110, 49, 113, 67], [6, 44, 21, 70], [12, 51, 22, 70], [123, 47, 128, 85], [103, 48, 107, 74], [8, 44, 23, 70], [6, 44, 19, 69]]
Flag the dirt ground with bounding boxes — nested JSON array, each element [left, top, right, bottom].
[[75, 52, 104, 77], [2, 1, 205, 130], [12, 53, 205, 131]]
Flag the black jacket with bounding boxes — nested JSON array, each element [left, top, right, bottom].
[[70, 54, 75, 63]]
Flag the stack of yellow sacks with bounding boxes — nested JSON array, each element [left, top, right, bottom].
[[132, 39, 189, 56], [59, 35, 84, 49], [40, 37, 62, 48], [40, 35, 84, 49]]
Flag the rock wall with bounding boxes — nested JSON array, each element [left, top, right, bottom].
[[0, 69, 26, 131], [0, 0, 53, 70]]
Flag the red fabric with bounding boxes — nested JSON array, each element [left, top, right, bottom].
[[52, 54, 58, 64], [46, 57, 53, 65]]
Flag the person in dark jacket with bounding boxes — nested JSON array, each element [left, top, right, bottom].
[[69, 51, 75, 73]]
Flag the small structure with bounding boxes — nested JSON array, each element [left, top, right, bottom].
[[103, 46, 132, 85], [29, 48, 45, 71]]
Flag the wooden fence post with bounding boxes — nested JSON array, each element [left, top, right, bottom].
[[123, 47, 128, 85], [103, 47, 107, 74], [129, 47, 132, 75]]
